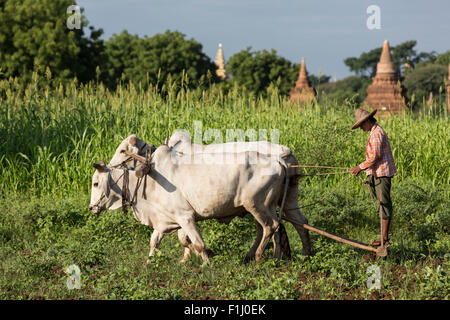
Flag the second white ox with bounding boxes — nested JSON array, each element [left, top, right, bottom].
[[89, 138, 311, 264]]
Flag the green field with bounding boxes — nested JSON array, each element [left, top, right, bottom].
[[1, 76, 449, 299]]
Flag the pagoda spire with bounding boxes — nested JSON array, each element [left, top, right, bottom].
[[215, 43, 226, 80], [363, 40, 407, 116], [298, 57, 308, 80], [289, 57, 316, 104], [377, 40, 396, 74]]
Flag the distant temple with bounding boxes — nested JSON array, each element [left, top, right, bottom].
[[215, 43, 226, 80], [289, 57, 316, 104], [427, 92, 434, 105], [403, 56, 411, 72], [363, 40, 408, 116]]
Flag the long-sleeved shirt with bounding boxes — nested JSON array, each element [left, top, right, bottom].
[[359, 123, 397, 177]]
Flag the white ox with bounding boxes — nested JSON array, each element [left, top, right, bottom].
[[90, 133, 311, 264], [108, 131, 291, 170], [167, 130, 293, 158]]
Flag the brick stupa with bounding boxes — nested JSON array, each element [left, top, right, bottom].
[[363, 40, 408, 116], [289, 57, 316, 104], [215, 43, 226, 80]]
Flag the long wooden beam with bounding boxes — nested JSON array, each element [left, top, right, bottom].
[[282, 216, 377, 253]]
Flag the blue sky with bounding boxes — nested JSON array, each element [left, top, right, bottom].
[[77, 0, 450, 79]]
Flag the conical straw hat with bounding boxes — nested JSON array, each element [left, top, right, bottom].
[[351, 108, 377, 130]]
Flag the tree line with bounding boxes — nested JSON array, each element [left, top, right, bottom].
[[1, 0, 449, 108]]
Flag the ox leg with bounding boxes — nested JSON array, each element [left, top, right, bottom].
[[272, 227, 281, 260], [146, 229, 164, 265], [281, 172, 311, 257], [178, 229, 215, 264], [177, 218, 209, 265], [244, 222, 263, 263], [177, 229, 192, 264], [246, 205, 280, 264], [284, 208, 311, 256], [244, 222, 281, 262]]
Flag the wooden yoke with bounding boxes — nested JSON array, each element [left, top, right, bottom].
[[121, 150, 147, 164], [121, 150, 150, 178]]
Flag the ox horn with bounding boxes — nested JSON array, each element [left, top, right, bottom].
[[92, 161, 105, 172], [129, 135, 137, 147], [164, 130, 170, 145]]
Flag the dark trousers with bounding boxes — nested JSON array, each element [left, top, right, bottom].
[[367, 175, 393, 220]]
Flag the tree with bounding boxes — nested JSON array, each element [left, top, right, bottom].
[[102, 30, 140, 88], [403, 63, 448, 106], [227, 47, 299, 96], [435, 50, 450, 66], [317, 76, 371, 105], [74, 25, 106, 83], [344, 40, 436, 78], [344, 48, 382, 77], [0, 0, 104, 82], [309, 74, 331, 87], [103, 30, 218, 88]]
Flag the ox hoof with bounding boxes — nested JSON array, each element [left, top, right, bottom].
[[242, 255, 254, 264], [205, 248, 214, 257], [146, 259, 152, 266]]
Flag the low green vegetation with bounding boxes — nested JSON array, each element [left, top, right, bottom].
[[1, 76, 449, 299]]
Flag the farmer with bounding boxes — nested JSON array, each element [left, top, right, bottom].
[[349, 108, 397, 247]]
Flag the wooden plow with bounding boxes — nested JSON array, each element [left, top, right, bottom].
[[287, 164, 388, 259], [282, 216, 387, 259]]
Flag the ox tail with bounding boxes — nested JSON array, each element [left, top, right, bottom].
[[278, 161, 292, 258], [279, 222, 292, 259]]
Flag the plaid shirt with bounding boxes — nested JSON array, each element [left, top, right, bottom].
[[359, 123, 397, 177]]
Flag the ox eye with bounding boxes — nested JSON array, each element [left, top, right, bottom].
[[93, 183, 98, 187]]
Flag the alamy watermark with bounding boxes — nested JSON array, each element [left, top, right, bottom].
[[366, 5, 381, 30], [366, 265, 382, 290], [169, 121, 282, 169], [65, 264, 81, 289], [67, 5, 81, 30]]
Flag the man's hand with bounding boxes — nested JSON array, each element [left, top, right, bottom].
[[350, 165, 362, 176]]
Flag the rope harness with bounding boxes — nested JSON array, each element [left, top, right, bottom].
[[283, 165, 353, 210], [90, 170, 125, 210], [120, 149, 153, 213], [93, 149, 153, 214]]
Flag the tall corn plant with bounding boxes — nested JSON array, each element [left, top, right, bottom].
[[0, 75, 448, 197]]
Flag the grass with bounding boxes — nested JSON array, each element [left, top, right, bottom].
[[0, 74, 449, 299]]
